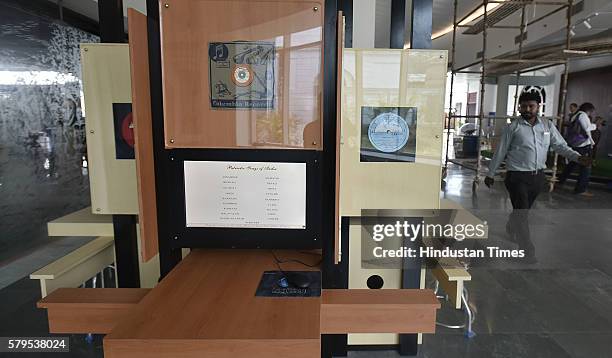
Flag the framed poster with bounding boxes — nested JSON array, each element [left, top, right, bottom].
[[208, 41, 275, 109]]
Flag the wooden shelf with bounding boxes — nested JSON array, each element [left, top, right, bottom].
[[38, 288, 150, 333], [320, 289, 440, 334], [103, 249, 321, 357]]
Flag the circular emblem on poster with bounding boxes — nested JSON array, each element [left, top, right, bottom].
[[121, 112, 135, 148], [232, 65, 253, 86], [368, 112, 409, 153]]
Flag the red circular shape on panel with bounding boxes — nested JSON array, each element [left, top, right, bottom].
[[121, 112, 135, 148]]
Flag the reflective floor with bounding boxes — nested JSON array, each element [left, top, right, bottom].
[[350, 165, 612, 357], [0, 139, 92, 290], [0, 164, 611, 357]]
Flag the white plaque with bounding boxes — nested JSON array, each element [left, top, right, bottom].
[[184, 161, 306, 229]]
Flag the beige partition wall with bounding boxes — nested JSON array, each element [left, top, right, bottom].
[[339, 49, 448, 216], [340, 49, 447, 345], [81, 44, 139, 215], [80, 43, 160, 286], [347, 218, 402, 345]]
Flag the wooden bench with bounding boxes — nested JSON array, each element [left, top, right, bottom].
[[30, 236, 115, 297], [422, 237, 471, 309], [37, 288, 150, 333], [47, 207, 113, 237]]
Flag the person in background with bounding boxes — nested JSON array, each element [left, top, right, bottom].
[[569, 103, 578, 117], [591, 116, 605, 160], [562, 103, 578, 137], [558, 102, 597, 196], [484, 92, 591, 263]]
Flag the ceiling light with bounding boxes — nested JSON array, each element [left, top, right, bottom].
[[583, 20, 592, 29], [569, 28, 576, 36]]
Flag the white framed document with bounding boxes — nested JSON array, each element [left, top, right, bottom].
[[184, 161, 306, 229]]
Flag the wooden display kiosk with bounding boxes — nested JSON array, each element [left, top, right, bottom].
[[34, 0, 470, 356]]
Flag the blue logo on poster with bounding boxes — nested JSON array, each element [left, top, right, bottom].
[[368, 113, 409, 153], [209, 43, 229, 61]]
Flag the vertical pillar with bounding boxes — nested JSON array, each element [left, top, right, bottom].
[[98, 0, 140, 287], [341, 0, 353, 48], [390, 0, 406, 49], [98, 0, 125, 42], [410, 0, 432, 49], [112, 215, 140, 287]]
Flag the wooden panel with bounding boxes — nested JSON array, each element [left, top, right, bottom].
[[47, 207, 113, 237], [81, 44, 138, 214], [334, 11, 343, 264], [38, 288, 150, 333], [104, 250, 321, 357], [320, 289, 439, 334], [323, 288, 439, 305], [159, 0, 324, 149], [104, 339, 319, 358], [128, 9, 159, 262], [339, 49, 448, 215]]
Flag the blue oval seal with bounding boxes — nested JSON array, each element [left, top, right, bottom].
[[368, 112, 409, 153]]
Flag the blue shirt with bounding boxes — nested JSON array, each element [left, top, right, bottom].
[[488, 117, 580, 176]]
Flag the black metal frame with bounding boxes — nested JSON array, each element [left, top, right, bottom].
[[147, 0, 182, 277], [410, 0, 433, 49], [169, 149, 323, 250], [390, 0, 407, 49]]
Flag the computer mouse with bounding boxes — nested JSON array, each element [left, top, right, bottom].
[[277, 277, 289, 288], [285, 272, 311, 288]]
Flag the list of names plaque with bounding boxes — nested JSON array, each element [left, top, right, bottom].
[[184, 161, 306, 229]]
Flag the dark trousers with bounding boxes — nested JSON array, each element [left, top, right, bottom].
[[504, 171, 546, 257], [558, 145, 592, 194]]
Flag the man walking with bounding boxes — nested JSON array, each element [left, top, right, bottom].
[[484, 92, 591, 262]]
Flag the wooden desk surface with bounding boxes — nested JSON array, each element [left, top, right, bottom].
[[104, 249, 321, 357]]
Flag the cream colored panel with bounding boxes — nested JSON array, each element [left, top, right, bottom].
[[340, 49, 447, 216], [81, 44, 138, 214], [347, 217, 401, 345]]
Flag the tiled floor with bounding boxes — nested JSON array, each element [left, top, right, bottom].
[[1, 165, 612, 357]]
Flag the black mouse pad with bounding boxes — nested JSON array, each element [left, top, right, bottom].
[[255, 271, 321, 297]]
